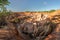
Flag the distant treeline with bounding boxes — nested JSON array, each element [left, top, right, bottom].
[[25, 10, 56, 13]]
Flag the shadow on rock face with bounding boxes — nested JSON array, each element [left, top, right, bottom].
[[0, 15, 56, 40], [18, 18, 56, 40], [45, 23, 60, 40]]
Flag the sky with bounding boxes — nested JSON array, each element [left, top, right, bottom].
[[7, 0, 60, 12]]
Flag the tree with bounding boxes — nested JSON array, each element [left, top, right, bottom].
[[0, 0, 10, 13], [0, 0, 10, 28]]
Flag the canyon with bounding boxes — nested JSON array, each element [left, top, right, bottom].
[[0, 10, 60, 40]]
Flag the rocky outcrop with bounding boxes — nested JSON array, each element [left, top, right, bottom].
[[0, 11, 60, 40]]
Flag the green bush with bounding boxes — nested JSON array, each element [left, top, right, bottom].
[[49, 10, 55, 13]]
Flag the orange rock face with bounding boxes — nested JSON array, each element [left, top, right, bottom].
[[45, 24, 60, 40], [0, 10, 60, 40]]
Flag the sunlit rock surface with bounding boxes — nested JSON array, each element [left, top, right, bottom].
[[0, 10, 60, 40]]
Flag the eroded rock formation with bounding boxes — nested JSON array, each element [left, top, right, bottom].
[[0, 12, 60, 40]]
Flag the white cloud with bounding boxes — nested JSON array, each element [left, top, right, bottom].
[[43, 1, 47, 5]]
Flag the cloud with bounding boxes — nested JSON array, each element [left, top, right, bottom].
[[43, 1, 47, 5]]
